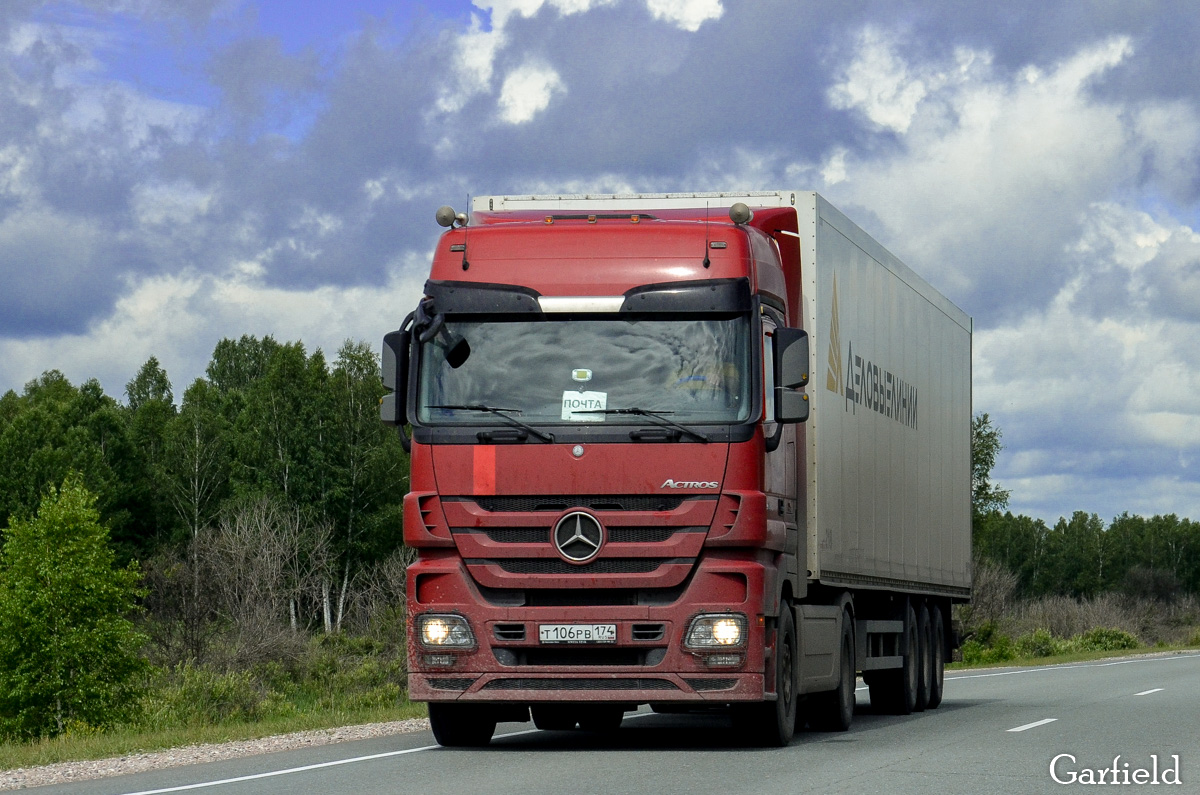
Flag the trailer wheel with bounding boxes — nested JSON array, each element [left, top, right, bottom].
[[915, 602, 933, 712], [808, 610, 855, 732], [868, 603, 919, 715], [732, 606, 798, 746], [926, 605, 946, 709], [428, 703, 497, 747], [531, 704, 577, 731]]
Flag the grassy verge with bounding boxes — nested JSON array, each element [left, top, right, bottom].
[[947, 642, 1200, 671], [0, 700, 427, 772], [1, 631, 426, 772]]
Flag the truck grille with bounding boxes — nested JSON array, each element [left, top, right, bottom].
[[448, 495, 715, 590], [429, 678, 475, 691], [684, 678, 737, 692], [481, 678, 679, 691], [476, 526, 698, 544], [493, 623, 526, 641], [519, 648, 650, 666], [469, 495, 690, 513], [493, 559, 666, 575]]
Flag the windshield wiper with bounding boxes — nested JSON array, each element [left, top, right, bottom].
[[573, 407, 710, 443], [427, 404, 555, 443]]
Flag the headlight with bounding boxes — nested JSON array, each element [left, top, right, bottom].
[[417, 614, 475, 648], [685, 613, 748, 649]]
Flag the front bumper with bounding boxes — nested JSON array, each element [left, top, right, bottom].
[[407, 550, 775, 704]]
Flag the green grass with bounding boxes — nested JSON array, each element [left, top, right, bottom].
[[947, 642, 1200, 671], [0, 700, 427, 772]]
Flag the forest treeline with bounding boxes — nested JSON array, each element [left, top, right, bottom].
[[974, 510, 1200, 601], [0, 336, 410, 644], [2, 362, 1198, 742], [970, 414, 1200, 602], [0, 336, 415, 740]]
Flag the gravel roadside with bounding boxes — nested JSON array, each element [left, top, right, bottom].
[[0, 718, 431, 791]]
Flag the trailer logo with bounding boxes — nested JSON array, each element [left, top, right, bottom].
[[826, 276, 844, 394], [825, 275, 919, 431], [553, 512, 605, 562]]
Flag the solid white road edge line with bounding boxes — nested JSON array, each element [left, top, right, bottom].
[[1007, 718, 1057, 732], [119, 712, 660, 795]]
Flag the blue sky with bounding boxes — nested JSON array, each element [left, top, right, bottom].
[[2, 0, 1200, 525]]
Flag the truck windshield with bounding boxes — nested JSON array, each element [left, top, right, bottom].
[[417, 315, 752, 426]]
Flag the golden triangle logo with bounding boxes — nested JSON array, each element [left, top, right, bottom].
[[826, 275, 843, 394]]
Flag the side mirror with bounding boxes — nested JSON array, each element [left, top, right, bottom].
[[773, 327, 810, 423], [381, 329, 411, 449]]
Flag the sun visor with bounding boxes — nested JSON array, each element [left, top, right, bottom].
[[620, 277, 751, 313], [423, 279, 543, 314]]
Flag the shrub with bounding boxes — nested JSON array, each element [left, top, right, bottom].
[[1015, 628, 1063, 658], [1074, 627, 1140, 652], [0, 478, 149, 740], [961, 630, 1016, 665], [145, 664, 267, 727]]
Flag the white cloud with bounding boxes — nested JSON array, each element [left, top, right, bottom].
[[435, 14, 505, 114], [435, 0, 717, 122], [131, 181, 214, 228], [436, 0, 614, 116], [497, 62, 566, 124], [0, 262, 429, 402], [644, 0, 723, 32], [822, 34, 1154, 301], [813, 29, 1200, 520], [828, 27, 932, 134], [975, 203, 1200, 521]]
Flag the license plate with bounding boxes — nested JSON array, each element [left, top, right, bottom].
[[539, 624, 617, 644]]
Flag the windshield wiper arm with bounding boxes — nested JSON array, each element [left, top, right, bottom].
[[428, 404, 555, 443], [573, 407, 709, 443]]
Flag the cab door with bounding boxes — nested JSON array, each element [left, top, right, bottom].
[[762, 312, 800, 586]]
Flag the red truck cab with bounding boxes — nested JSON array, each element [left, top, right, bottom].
[[383, 199, 837, 747]]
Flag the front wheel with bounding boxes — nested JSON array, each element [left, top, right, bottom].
[[731, 606, 798, 746], [428, 703, 497, 747]]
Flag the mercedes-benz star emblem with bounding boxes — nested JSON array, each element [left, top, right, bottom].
[[553, 512, 604, 563]]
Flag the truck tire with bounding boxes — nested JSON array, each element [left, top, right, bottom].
[[926, 605, 946, 709], [731, 606, 798, 746], [868, 603, 919, 715], [428, 703, 497, 747], [807, 610, 855, 732], [531, 704, 577, 731], [915, 602, 933, 712]]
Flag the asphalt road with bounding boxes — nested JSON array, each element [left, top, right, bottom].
[[32, 652, 1200, 795]]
